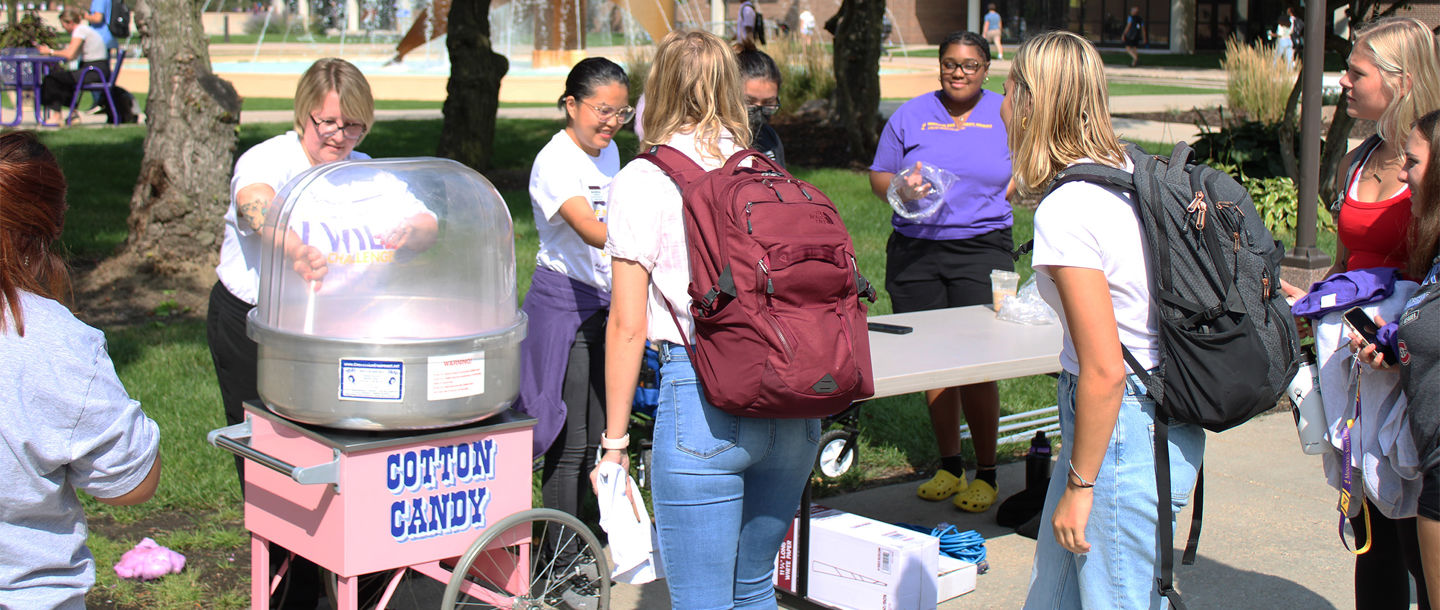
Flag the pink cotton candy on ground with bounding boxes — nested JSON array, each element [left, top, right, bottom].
[[113, 537, 186, 581]]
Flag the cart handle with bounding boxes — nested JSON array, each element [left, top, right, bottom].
[[207, 421, 340, 488]]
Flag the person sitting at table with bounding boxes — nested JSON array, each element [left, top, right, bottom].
[[35, 7, 110, 119]]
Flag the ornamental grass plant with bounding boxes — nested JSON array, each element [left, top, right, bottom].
[[1220, 36, 1298, 125]]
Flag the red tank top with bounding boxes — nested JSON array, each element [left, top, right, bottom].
[[1340, 156, 1415, 278]]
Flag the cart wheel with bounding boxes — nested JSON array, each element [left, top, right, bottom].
[[635, 444, 654, 489], [814, 430, 858, 479], [442, 508, 610, 609]]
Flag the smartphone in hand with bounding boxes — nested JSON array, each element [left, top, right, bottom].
[[1342, 307, 1395, 365]]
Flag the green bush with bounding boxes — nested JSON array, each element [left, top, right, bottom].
[[622, 45, 652, 110], [763, 35, 835, 115], [1211, 162, 1336, 238], [0, 10, 62, 49], [1192, 116, 1294, 179], [1221, 36, 1297, 125]]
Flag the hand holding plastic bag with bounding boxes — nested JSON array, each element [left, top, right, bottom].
[[998, 276, 1059, 325], [887, 161, 959, 220]]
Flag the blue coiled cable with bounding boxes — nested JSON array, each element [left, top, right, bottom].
[[898, 522, 989, 573]]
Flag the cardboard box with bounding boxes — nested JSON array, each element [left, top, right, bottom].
[[937, 554, 978, 602], [774, 507, 939, 610]]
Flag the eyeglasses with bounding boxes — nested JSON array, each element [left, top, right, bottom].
[[941, 59, 986, 75], [309, 114, 367, 140], [746, 96, 781, 117], [577, 99, 635, 124]]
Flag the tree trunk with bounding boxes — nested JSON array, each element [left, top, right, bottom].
[[126, 0, 241, 271], [827, 0, 884, 165], [437, 0, 508, 172]]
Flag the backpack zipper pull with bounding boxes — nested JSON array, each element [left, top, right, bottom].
[[758, 258, 774, 294], [745, 202, 755, 234], [1262, 271, 1272, 323], [1187, 191, 1207, 229]]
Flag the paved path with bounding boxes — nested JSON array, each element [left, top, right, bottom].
[[608, 411, 1415, 608]]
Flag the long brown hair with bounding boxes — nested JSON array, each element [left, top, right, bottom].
[[1409, 110, 1440, 281], [0, 132, 69, 336]]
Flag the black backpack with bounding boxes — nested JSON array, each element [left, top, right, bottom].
[[1043, 142, 1301, 609], [109, 0, 131, 39]]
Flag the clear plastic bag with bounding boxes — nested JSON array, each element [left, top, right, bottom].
[[997, 276, 1059, 325], [886, 162, 959, 220]]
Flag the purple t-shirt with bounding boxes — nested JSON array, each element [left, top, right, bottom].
[[870, 90, 1013, 241]]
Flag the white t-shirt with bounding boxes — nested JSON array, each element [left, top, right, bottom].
[[72, 23, 107, 64], [281, 170, 434, 293], [606, 129, 743, 344], [216, 131, 370, 304], [529, 130, 619, 291], [1031, 157, 1159, 375]]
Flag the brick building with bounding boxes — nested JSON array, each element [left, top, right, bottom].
[[731, 0, 1440, 52]]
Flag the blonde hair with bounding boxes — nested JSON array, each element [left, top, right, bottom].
[[293, 58, 375, 137], [640, 30, 751, 163], [59, 7, 86, 24], [1353, 17, 1440, 146], [1006, 31, 1124, 195]]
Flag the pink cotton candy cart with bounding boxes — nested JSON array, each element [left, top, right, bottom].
[[207, 159, 611, 608], [209, 402, 611, 609]]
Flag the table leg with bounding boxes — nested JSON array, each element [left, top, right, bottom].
[[334, 574, 359, 609], [33, 83, 55, 127], [252, 535, 271, 609]]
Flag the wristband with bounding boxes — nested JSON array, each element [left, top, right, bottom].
[[1067, 462, 1096, 488], [600, 433, 630, 450]]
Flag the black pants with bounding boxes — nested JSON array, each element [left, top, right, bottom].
[[1351, 500, 1429, 610], [205, 281, 323, 609], [39, 60, 108, 111], [540, 309, 608, 522]]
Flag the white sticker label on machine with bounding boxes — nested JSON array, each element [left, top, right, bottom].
[[428, 351, 485, 401], [339, 359, 404, 402]]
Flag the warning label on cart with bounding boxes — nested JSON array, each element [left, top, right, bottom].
[[338, 359, 403, 402], [427, 351, 485, 401]]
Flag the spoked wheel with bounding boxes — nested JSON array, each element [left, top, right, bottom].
[[814, 429, 858, 479], [443, 508, 611, 609]]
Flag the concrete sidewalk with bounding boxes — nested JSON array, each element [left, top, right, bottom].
[[609, 411, 1414, 608]]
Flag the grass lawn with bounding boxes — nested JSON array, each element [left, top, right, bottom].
[[36, 118, 1335, 607]]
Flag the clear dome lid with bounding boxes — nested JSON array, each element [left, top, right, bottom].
[[252, 158, 519, 341]]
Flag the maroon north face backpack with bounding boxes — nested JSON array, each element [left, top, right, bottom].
[[638, 145, 876, 418]]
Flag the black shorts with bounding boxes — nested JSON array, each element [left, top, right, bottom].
[[1421, 467, 1440, 521], [884, 228, 1014, 314]]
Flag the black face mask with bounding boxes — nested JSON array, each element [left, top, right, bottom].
[[747, 105, 769, 139]]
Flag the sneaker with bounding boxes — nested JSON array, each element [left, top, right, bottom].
[[86, 105, 107, 116]]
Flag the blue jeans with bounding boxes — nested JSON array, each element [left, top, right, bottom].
[[1024, 372, 1206, 609], [651, 345, 821, 609]]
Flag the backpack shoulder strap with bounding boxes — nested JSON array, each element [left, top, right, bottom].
[[1044, 162, 1137, 198], [1332, 134, 1382, 214], [636, 145, 707, 190]]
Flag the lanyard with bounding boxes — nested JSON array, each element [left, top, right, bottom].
[[1337, 357, 1372, 555]]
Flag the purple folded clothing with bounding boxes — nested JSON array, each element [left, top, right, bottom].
[[1290, 268, 1399, 319]]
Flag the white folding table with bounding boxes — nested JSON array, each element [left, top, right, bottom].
[[791, 304, 1064, 605]]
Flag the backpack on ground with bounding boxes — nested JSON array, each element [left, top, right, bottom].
[[1043, 141, 1301, 609], [638, 145, 876, 419], [109, 0, 131, 39]]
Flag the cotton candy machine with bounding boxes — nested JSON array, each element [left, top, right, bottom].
[[247, 158, 526, 430]]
